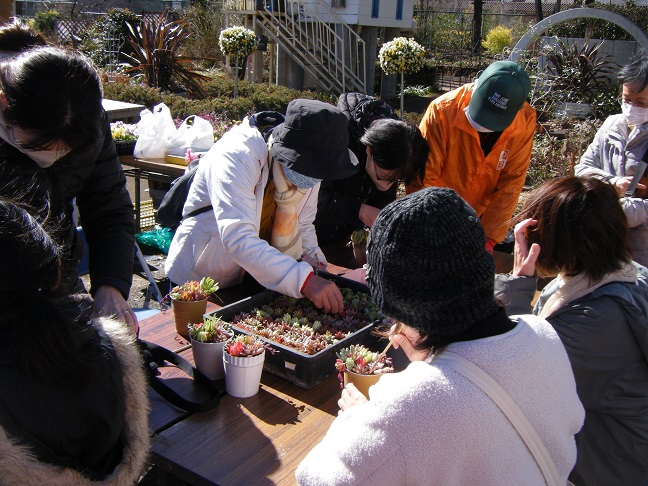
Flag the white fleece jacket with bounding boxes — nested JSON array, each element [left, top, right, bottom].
[[296, 315, 584, 485]]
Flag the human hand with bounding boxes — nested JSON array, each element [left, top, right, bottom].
[[634, 176, 648, 199], [301, 252, 327, 272], [301, 275, 344, 314], [359, 203, 381, 227], [93, 285, 139, 335], [338, 382, 368, 411], [389, 323, 429, 362], [512, 218, 541, 277], [613, 176, 646, 197]]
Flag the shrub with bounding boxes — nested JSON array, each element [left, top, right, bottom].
[[547, 0, 648, 41], [180, 2, 224, 67], [124, 15, 208, 97], [526, 118, 602, 188], [526, 133, 573, 188], [482, 26, 513, 55], [102, 83, 163, 109], [79, 9, 139, 68], [31, 9, 60, 38]]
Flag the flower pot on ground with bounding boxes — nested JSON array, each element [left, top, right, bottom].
[[335, 344, 395, 400], [188, 317, 233, 380], [165, 277, 219, 338], [223, 335, 266, 398]]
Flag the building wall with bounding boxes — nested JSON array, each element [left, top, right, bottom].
[[318, 0, 416, 29]]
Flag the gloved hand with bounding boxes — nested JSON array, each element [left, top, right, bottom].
[[271, 163, 305, 259]]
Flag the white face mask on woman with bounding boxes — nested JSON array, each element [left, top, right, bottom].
[[622, 102, 648, 127], [0, 111, 70, 168]]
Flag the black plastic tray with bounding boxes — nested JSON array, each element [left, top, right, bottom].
[[204, 273, 378, 388]]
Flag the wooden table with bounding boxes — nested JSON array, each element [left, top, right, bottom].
[[142, 271, 358, 485], [119, 155, 187, 230]]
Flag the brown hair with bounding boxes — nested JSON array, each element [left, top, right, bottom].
[[514, 176, 632, 282]]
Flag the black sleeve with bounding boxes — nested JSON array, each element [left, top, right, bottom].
[[76, 113, 135, 298], [316, 178, 365, 227], [365, 183, 397, 210]]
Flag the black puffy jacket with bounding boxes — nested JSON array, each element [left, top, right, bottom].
[[0, 111, 134, 298]]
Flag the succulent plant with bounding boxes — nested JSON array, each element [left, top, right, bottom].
[[167, 277, 218, 302], [224, 334, 266, 358], [335, 344, 394, 378], [188, 315, 232, 343], [230, 288, 382, 355], [349, 228, 369, 246]]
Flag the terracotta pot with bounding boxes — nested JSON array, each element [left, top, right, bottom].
[[223, 350, 265, 398], [352, 242, 367, 268], [190, 338, 229, 380], [343, 370, 382, 400], [172, 299, 208, 338]]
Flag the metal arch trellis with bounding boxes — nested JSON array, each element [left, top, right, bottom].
[[104, 26, 125, 81], [508, 8, 648, 62]]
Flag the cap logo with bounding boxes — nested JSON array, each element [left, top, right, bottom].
[[487, 92, 509, 111]]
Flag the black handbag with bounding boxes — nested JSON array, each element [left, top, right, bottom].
[[138, 339, 225, 413]]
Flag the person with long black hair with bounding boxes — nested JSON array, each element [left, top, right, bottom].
[[0, 197, 149, 484], [0, 45, 137, 333]]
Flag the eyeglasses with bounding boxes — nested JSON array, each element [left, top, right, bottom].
[[618, 96, 648, 109]]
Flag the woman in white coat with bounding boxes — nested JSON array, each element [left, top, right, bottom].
[[165, 99, 359, 313], [296, 187, 584, 485]]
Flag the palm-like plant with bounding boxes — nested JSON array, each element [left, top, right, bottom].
[[123, 15, 208, 97], [543, 38, 617, 104]]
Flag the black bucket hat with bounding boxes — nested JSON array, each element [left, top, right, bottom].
[[270, 99, 359, 180]]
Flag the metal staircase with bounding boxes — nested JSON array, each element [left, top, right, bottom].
[[222, 0, 366, 94]]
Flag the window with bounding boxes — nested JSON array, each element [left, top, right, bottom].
[[396, 0, 403, 20], [371, 0, 379, 18], [331, 0, 346, 6]]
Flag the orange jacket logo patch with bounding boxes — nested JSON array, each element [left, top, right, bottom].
[[496, 150, 510, 170]]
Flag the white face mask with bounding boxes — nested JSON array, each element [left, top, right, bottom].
[[0, 111, 70, 168], [622, 102, 648, 127]]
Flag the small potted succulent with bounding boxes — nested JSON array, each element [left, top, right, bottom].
[[348, 228, 369, 268], [335, 344, 394, 399], [222, 334, 266, 398], [165, 277, 219, 338], [188, 315, 233, 380]]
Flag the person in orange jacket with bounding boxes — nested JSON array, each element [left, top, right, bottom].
[[408, 61, 536, 253]]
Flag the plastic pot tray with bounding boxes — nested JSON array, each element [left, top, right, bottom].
[[204, 273, 378, 389]]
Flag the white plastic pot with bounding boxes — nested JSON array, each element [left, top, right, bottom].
[[223, 350, 265, 398]]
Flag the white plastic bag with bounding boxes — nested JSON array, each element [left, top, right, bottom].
[[134, 103, 177, 159], [168, 115, 214, 151]]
